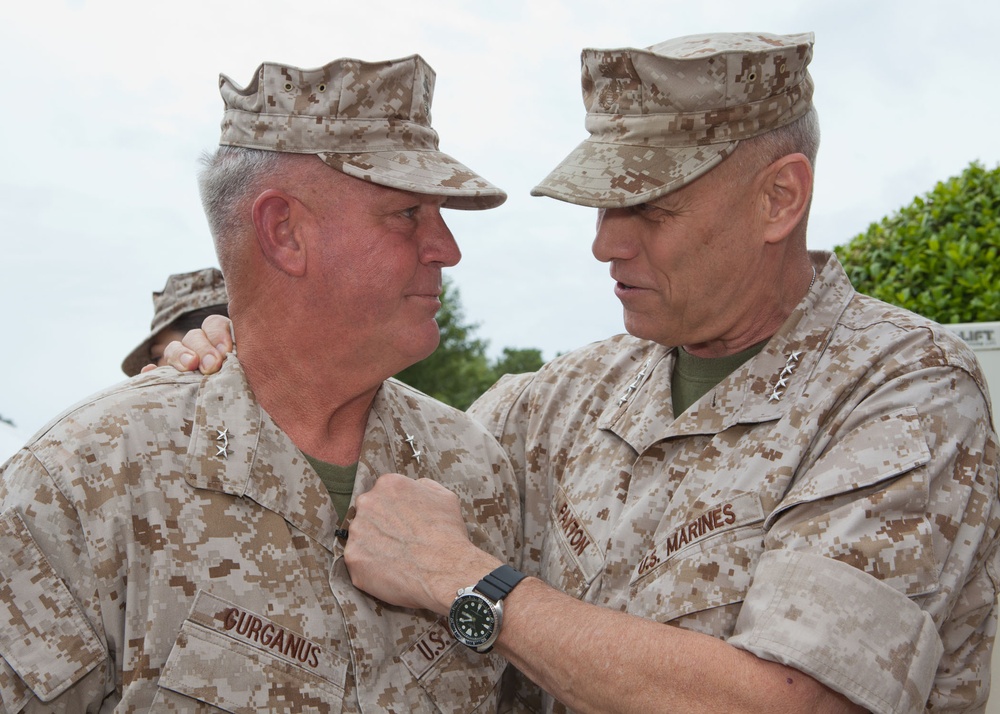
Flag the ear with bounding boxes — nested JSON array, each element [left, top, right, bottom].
[[251, 189, 307, 277], [759, 153, 813, 245]]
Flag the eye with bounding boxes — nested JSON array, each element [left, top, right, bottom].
[[629, 203, 657, 217], [629, 202, 676, 221], [399, 206, 419, 219]]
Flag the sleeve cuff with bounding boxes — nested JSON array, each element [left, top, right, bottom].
[[729, 549, 942, 714]]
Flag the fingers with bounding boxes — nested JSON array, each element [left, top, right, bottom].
[[161, 337, 204, 373], [202, 314, 235, 355], [158, 315, 236, 375]]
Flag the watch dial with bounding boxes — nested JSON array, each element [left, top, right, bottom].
[[451, 596, 496, 645]]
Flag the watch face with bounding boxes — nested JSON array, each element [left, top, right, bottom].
[[449, 594, 496, 647]]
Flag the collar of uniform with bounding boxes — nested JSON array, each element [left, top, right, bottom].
[[184, 356, 342, 551], [603, 251, 854, 449]]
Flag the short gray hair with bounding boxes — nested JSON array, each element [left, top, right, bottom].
[[729, 105, 821, 178], [197, 146, 285, 242]]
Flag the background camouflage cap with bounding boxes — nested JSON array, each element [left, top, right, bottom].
[[218, 55, 506, 210], [121, 268, 229, 377], [532, 32, 815, 208]]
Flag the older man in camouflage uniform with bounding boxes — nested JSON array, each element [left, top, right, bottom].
[[0, 56, 521, 712], [342, 33, 1000, 712]]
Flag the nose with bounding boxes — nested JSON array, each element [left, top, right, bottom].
[[592, 207, 633, 264], [419, 208, 462, 268]]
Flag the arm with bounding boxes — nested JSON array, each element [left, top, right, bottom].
[[344, 474, 863, 714], [0, 451, 113, 711]]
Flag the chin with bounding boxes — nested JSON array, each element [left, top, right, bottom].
[[623, 316, 673, 346], [402, 325, 442, 364]]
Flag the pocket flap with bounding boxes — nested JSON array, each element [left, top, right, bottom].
[[767, 406, 930, 528], [158, 592, 346, 713], [0, 509, 105, 702]]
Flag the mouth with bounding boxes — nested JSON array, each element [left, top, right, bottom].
[[611, 273, 639, 291]]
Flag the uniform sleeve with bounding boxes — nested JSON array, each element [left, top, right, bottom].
[[469, 373, 540, 575], [730, 365, 1000, 713], [469, 373, 535, 479], [0, 449, 112, 712]]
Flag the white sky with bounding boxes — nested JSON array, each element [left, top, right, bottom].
[[2, 0, 999, 448]]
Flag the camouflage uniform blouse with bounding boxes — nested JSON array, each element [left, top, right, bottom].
[[0, 357, 520, 713], [470, 252, 1000, 713]]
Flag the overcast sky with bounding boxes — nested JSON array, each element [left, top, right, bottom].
[[2, 0, 999, 451]]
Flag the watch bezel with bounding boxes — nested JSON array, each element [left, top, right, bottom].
[[448, 587, 504, 653]]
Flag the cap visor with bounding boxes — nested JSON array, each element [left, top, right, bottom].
[[319, 150, 506, 210], [531, 138, 736, 208]]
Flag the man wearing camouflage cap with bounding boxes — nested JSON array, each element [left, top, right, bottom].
[[342, 33, 1000, 712], [0, 55, 522, 711], [121, 267, 230, 377]]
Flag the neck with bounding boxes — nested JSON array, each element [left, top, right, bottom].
[[684, 250, 815, 359], [233, 319, 385, 466]]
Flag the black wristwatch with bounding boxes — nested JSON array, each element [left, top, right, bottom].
[[447, 564, 527, 653]]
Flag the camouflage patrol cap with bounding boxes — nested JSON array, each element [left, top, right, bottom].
[[218, 55, 506, 210], [532, 32, 815, 208], [121, 268, 229, 377]]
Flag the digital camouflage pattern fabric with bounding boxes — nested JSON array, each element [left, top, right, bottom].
[[0, 357, 521, 712], [532, 32, 814, 208], [219, 55, 506, 210], [470, 252, 1000, 713]]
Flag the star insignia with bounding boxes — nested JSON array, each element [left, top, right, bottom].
[[215, 428, 230, 459]]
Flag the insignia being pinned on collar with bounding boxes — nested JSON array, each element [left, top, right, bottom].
[[215, 428, 230, 459], [404, 434, 422, 464]]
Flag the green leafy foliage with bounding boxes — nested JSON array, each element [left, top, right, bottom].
[[834, 161, 1000, 324], [394, 278, 545, 410]]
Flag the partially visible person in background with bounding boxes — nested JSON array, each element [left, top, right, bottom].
[[121, 267, 229, 376]]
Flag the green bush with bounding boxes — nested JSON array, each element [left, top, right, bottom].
[[834, 161, 1000, 324]]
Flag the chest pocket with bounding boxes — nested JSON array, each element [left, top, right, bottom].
[[401, 620, 507, 714], [627, 493, 766, 627], [539, 486, 607, 599], [154, 592, 347, 713]]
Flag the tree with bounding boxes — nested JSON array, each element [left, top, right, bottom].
[[833, 161, 1000, 324], [394, 278, 545, 410]]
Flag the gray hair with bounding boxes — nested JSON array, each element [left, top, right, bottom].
[[728, 105, 821, 179], [197, 146, 285, 242]]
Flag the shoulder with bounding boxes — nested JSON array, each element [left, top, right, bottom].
[[469, 334, 664, 434], [22, 369, 205, 474], [838, 293, 986, 382], [379, 378, 502, 446], [502, 333, 662, 401]]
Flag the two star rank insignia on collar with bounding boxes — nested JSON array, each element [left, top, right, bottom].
[[215, 428, 230, 459]]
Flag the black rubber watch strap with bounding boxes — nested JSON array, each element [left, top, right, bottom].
[[474, 564, 527, 602]]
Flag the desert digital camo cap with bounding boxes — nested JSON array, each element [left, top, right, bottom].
[[218, 55, 506, 210], [121, 268, 229, 377], [532, 32, 815, 208]]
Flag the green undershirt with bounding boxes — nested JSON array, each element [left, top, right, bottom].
[[304, 454, 358, 525], [671, 341, 767, 417]]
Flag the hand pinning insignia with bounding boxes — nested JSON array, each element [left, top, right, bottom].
[[215, 428, 230, 460], [617, 359, 652, 406]]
